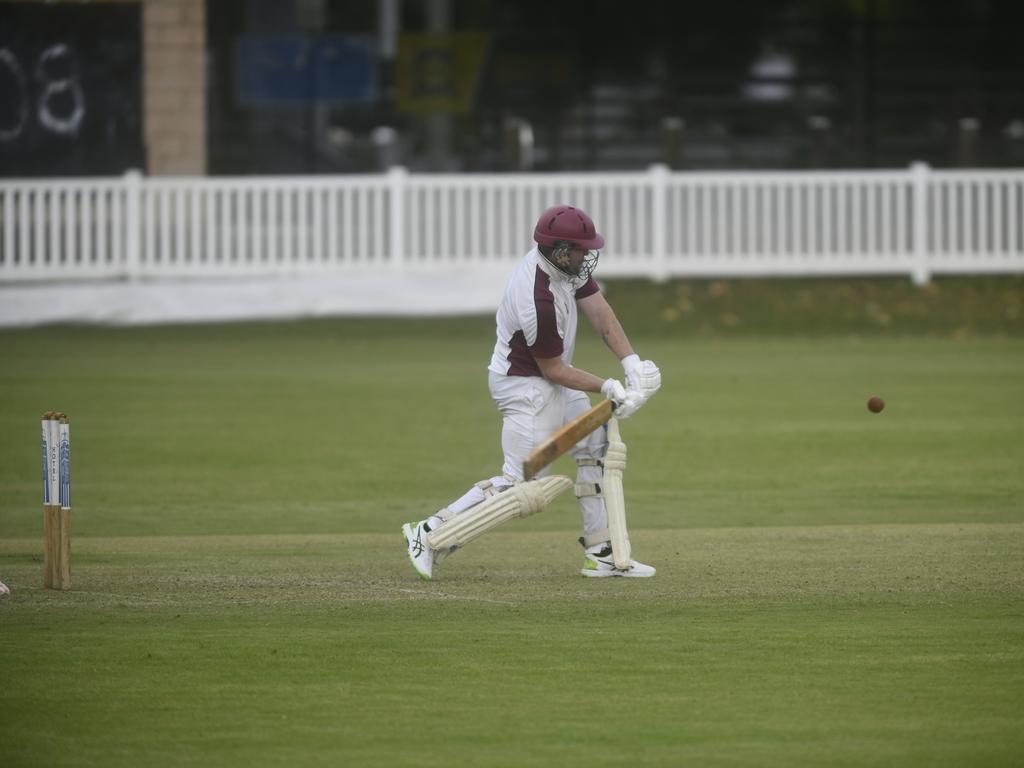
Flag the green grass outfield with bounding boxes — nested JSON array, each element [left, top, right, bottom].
[[1, 278, 1023, 766]]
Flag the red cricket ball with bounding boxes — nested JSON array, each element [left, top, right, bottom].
[[868, 396, 885, 413]]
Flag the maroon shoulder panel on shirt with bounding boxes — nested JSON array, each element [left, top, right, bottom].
[[574, 277, 600, 300], [529, 268, 564, 358], [505, 266, 563, 376]]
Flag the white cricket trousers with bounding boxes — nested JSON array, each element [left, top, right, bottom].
[[487, 372, 601, 480], [440, 373, 610, 546]]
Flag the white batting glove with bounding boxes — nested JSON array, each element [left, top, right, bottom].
[[601, 378, 627, 405], [621, 354, 662, 400], [613, 388, 645, 419], [602, 378, 644, 419]]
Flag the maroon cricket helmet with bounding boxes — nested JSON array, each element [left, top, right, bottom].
[[532, 205, 605, 250]]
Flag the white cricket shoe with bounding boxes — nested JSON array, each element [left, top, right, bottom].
[[580, 546, 656, 578], [402, 521, 434, 580]]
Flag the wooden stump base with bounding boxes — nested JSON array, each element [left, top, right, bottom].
[[43, 505, 71, 590]]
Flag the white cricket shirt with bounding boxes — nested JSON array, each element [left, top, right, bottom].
[[488, 247, 600, 377]]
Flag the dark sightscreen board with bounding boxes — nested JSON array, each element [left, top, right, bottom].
[[0, 2, 144, 176]]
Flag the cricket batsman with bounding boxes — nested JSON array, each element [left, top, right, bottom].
[[403, 204, 662, 580]]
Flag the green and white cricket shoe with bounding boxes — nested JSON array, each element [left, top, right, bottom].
[[580, 546, 656, 578], [402, 521, 434, 580]]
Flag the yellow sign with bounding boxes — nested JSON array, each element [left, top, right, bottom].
[[396, 32, 488, 113]]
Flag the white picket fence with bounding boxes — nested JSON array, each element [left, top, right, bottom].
[[1, 164, 1022, 286]]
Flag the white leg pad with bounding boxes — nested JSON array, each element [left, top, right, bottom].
[[426, 475, 573, 551], [604, 418, 631, 569]]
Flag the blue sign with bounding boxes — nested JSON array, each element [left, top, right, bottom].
[[235, 36, 376, 105]]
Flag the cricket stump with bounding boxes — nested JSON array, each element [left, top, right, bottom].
[[42, 412, 72, 590]]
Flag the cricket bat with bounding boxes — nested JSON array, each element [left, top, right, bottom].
[[522, 399, 614, 480]]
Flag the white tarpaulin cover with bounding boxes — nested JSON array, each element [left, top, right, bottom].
[[0, 266, 512, 327]]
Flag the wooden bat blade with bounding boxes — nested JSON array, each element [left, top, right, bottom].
[[522, 399, 614, 480]]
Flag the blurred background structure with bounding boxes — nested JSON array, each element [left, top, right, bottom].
[[0, 0, 1022, 324], [2, 0, 1022, 177], [205, 0, 1024, 174]]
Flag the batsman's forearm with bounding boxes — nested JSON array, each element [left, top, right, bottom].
[[593, 312, 634, 361], [536, 359, 606, 393], [548, 366, 606, 393], [582, 296, 635, 360], [607, 326, 635, 362]]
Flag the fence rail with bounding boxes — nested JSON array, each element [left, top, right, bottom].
[[2, 165, 1022, 285]]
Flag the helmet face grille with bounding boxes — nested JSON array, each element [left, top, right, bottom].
[[543, 241, 600, 285], [578, 249, 600, 282]]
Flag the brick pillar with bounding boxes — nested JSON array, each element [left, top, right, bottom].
[[143, 0, 206, 175]]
